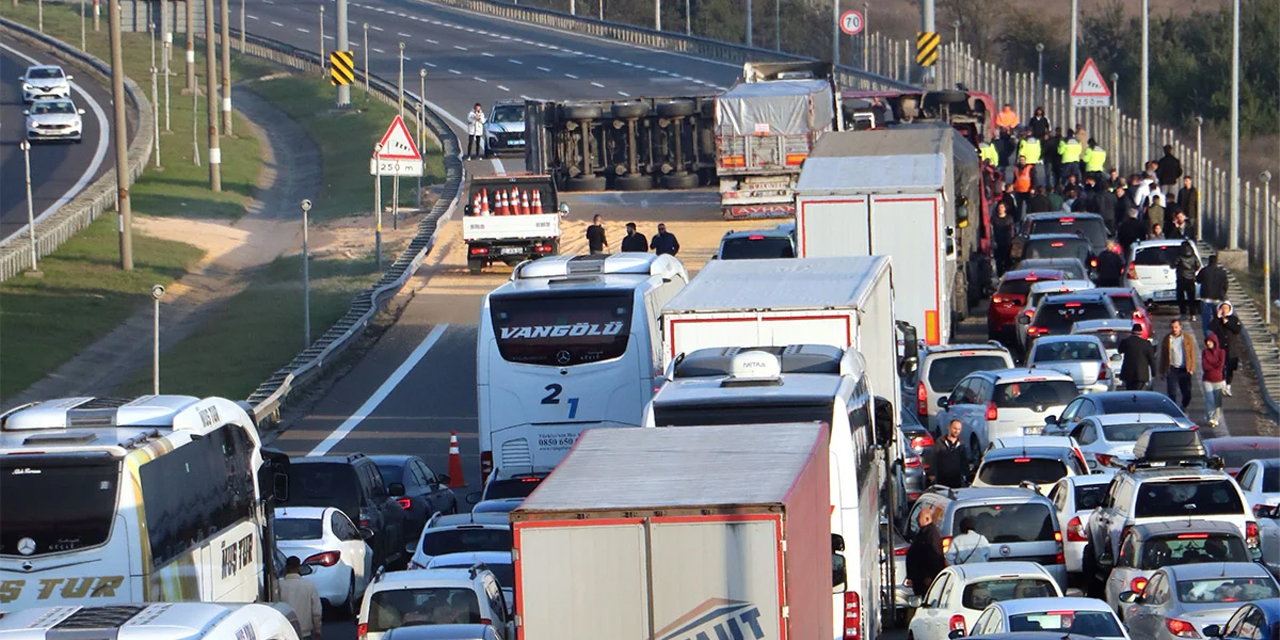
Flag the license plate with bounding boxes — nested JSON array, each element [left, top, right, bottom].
[[1023, 426, 1044, 436], [501, 247, 523, 255], [1151, 289, 1176, 301]]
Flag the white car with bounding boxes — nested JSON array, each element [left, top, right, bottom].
[[359, 567, 515, 640], [911, 342, 1016, 433], [1047, 472, 1116, 575], [1125, 240, 1202, 306], [409, 512, 512, 570], [1236, 458, 1280, 515], [1071, 319, 1137, 364], [935, 368, 1079, 465], [19, 64, 72, 102], [425, 551, 515, 616], [968, 596, 1130, 640], [973, 436, 1090, 495], [908, 561, 1063, 640], [484, 100, 525, 156], [1026, 334, 1117, 394], [25, 97, 84, 143], [274, 506, 374, 617], [1066, 413, 1184, 470]]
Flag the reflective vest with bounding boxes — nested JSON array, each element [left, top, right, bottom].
[[979, 142, 998, 165], [1059, 139, 1083, 163], [1083, 146, 1108, 173], [1013, 165, 1034, 193], [1017, 138, 1042, 165]]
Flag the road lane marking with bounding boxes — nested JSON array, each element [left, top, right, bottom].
[[247, 13, 259, 19], [425, 38, 439, 44], [564, 73, 579, 79], [536, 66, 551, 72], [296, 27, 310, 33], [370, 25, 385, 31], [454, 45, 469, 51], [491, 159, 506, 175], [473, 76, 487, 82], [481, 52, 495, 57], [424, 62, 437, 68], [373, 47, 386, 53], [496, 84, 510, 91], [617, 90, 630, 96], [590, 81, 604, 87], [270, 20, 284, 26], [308, 324, 450, 456], [397, 32, 413, 37], [323, 35, 334, 40], [448, 69, 461, 74], [508, 58, 522, 64]]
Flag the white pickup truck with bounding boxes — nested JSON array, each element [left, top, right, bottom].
[[463, 174, 566, 274]]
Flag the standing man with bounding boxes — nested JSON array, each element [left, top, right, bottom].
[[1018, 129, 1044, 187], [650, 222, 680, 256], [1175, 240, 1200, 320], [279, 557, 322, 640], [1176, 176, 1199, 239], [1156, 144, 1184, 190], [1082, 139, 1108, 182], [466, 103, 486, 160], [931, 419, 969, 488], [1058, 133, 1084, 186], [1119, 323, 1156, 391], [1095, 240, 1126, 287], [994, 103, 1020, 136], [906, 507, 947, 598], [1208, 301, 1244, 396], [620, 222, 648, 252], [1159, 318, 1198, 410], [1044, 127, 1064, 189], [586, 214, 608, 254]]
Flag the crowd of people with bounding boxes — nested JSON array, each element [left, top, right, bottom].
[[586, 214, 681, 256]]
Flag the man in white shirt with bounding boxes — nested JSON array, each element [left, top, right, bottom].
[[279, 556, 323, 640], [466, 103, 486, 160], [945, 517, 990, 565]]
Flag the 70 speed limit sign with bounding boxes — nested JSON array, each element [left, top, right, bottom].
[[840, 10, 864, 35]]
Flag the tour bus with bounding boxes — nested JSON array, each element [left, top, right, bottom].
[[0, 395, 287, 612], [477, 253, 688, 481], [643, 347, 895, 640], [0, 603, 301, 640]]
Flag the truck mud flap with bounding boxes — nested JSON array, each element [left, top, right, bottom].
[[722, 204, 796, 220]]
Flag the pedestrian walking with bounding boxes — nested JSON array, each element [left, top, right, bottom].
[[931, 419, 969, 488], [1028, 107, 1050, 140], [1201, 333, 1227, 428], [1118, 209, 1145, 258], [1012, 156, 1034, 215], [1028, 185, 1054, 214], [586, 214, 608, 254], [1156, 144, 1183, 189], [279, 557, 323, 640], [1045, 127, 1064, 189], [466, 103, 486, 160], [1095, 240, 1126, 287], [945, 517, 990, 565], [1175, 240, 1200, 319], [1119, 323, 1156, 390], [992, 201, 1016, 275], [1095, 181, 1118, 234], [1208, 301, 1244, 396], [1196, 254, 1228, 333], [620, 222, 648, 252], [650, 222, 680, 256], [1167, 212, 1190, 241], [1159, 318, 1198, 410], [1177, 176, 1199, 240], [906, 507, 947, 598]]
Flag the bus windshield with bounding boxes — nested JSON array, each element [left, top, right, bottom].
[[490, 292, 634, 366], [1, 456, 120, 556]]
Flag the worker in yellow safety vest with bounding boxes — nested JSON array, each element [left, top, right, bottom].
[[1017, 129, 1043, 187], [1058, 135, 1084, 185], [1082, 138, 1107, 181], [978, 136, 999, 166]]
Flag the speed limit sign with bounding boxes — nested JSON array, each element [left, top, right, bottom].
[[840, 10, 864, 35]]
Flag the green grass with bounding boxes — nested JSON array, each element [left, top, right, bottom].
[[0, 216, 206, 400]]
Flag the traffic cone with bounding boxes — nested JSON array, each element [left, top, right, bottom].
[[521, 190, 531, 215], [532, 190, 543, 214], [479, 189, 490, 216], [447, 431, 466, 488], [509, 188, 521, 215]]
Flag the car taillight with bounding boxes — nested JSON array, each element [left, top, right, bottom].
[[950, 615, 967, 633], [1090, 258, 1098, 268], [534, 243, 553, 253], [941, 536, 953, 552], [844, 591, 860, 640], [905, 455, 922, 468], [895, 546, 909, 557], [911, 434, 934, 453], [357, 623, 368, 640], [1099, 363, 1110, 380], [304, 551, 341, 567], [1165, 618, 1200, 638], [1246, 521, 1260, 548], [1067, 516, 1087, 541], [992, 295, 1004, 304], [1131, 576, 1148, 594], [1054, 531, 1065, 564], [1027, 325, 1048, 336], [1127, 262, 1138, 279], [480, 618, 492, 626], [481, 451, 493, 483], [469, 246, 489, 255], [985, 402, 998, 421], [396, 497, 412, 510], [917, 381, 928, 415], [360, 518, 369, 527], [1096, 453, 1114, 468]]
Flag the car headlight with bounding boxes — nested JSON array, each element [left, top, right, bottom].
[[22, 83, 33, 91]]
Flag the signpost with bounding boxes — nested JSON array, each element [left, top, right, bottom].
[[840, 9, 864, 67], [1071, 58, 1112, 108], [370, 115, 424, 177]]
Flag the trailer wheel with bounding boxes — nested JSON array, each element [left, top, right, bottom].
[[564, 175, 608, 192], [662, 171, 699, 190], [561, 103, 602, 120], [613, 173, 654, 191], [611, 101, 650, 119], [700, 99, 716, 119], [656, 99, 696, 118], [467, 258, 484, 275]]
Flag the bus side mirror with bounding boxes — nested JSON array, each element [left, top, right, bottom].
[[273, 473, 290, 503], [874, 396, 895, 447], [832, 552, 847, 592]]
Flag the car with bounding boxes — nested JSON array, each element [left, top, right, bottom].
[[1018, 257, 1091, 281], [471, 498, 523, 515], [24, 97, 84, 143], [1121, 563, 1280, 640], [484, 100, 525, 156], [1046, 391, 1198, 434], [904, 487, 1069, 588], [967, 597, 1129, 640], [1047, 472, 1117, 576], [935, 368, 1079, 464], [1125, 240, 1203, 306], [907, 562, 1064, 640], [18, 64, 72, 102], [973, 436, 1090, 495], [1065, 413, 1185, 470], [274, 506, 375, 618], [1026, 334, 1116, 394], [409, 512, 513, 571], [1257, 507, 1280, 577], [1071, 319, 1138, 365], [1202, 437, 1280, 477], [1018, 292, 1121, 355], [474, 470, 548, 503], [1205, 599, 1280, 640], [1236, 458, 1280, 515], [1015, 279, 1098, 347], [282, 453, 409, 572], [1091, 287, 1154, 340], [1103, 521, 1254, 614], [988, 268, 1068, 341], [425, 551, 515, 616], [715, 223, 797, 259], [358, 566, 514, 640], [383, 624, 503, 640], [370, 454, 459, 546], [1016, 213, 1110, 257], [912, 342, 1016, 432], [1016, 233, 1096, 274]]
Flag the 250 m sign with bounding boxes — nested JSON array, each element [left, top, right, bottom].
[[369, 158, 423, 177]]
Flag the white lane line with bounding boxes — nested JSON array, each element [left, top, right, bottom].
[[270, 20, 284, 26], [590, 81, 604, 87], [536, 66, 551, 72], [491, 159, 506, 175], [617, 90, 631, 97], [454, 45, 468, 51], [296, 27, 310, 33], [397, 31, 413, 37], [519, 94, 536, 101], [423, 62, 437, 68], [481, 52, 495, 57], [0, 43, 110, 244], [402, 56, 413, 62], [473, 76, 487, 83], [564, 73, 579, 79], [370, 25, 385, 31], [499, 35, 511, 40], [508, 58, 523, 64], [372, 47, 386, 53], [323, 34, 335, 40], [425, 38, 439, 44], [246, 13, 259, 19], [448, 69, 461, 74], [309, 324, 450, 456], [496, 85, 510, 91]]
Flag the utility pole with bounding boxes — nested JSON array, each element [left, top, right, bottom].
[[863, 2, 869, 72], [773, 0, 779, 50], [1036, 43, 1045, 108], [109, 0, 133, 270], [151, 65, 161, 168], [920, 0, 935, 87], [1111, 73, 1120, 169], [221, 0, 231, 135], [19, 140, 38, 273], [831, 0, 838, 68], [81, 0, 87, 50], [37, 0, 43, 32], [204, 0, 221, 191], [1263, 171, 1272, 325], [163, 39, 171, 131], [94, 0, 100, 32], [745, 0, 752, 47], [398, 42, 406, 116], [1228, 0, 1240, 250], [1140, 0, 1149, 166], [185, 0, 195, 92], [363, 23, 370, 94], [319, 5, 326, 77], [654, 0, 660, 31], [337, 0, 350, 107], [240, 0, 246, 51], [301, 200, 312, 346], [685, 0, 690, 35], [1069, 0, 1078, 122], [373, 143, 383, 271], [152, 284, 166, 394], [192, 82, 200, 166]]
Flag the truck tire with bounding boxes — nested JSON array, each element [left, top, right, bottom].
[[468, 258, 484, 275], [613, 173, 653, 191], [656, 99, 696, 118], [561, 103, 602, 120], [564, 175, 608, 192], [662, 171, 699, 190], [700, 99, 716, 119], [611, 101, 650, 119]]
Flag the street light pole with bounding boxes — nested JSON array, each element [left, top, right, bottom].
[[373, 143, 383, 271], [151, 65, 161, 168], [1262, 171, 1273, 325], [19, 140, 38, 272], [81, 0, 86, 50], [301, 199, 312, 346], [152, 284, 166, 394], [1036, 43, 1044, 108], [204, 0, 221, 191], [1195, 115, 1203, 192], [319, 5, 326, 78], [109, 0, 133, 270], [1229, 0, 1241, 250], [337, 0, 350, 107], [185, 0, 195, 92], [163, 40, 171, 131], [398, 42, 406, 116], [1069, 0, 1078, 123], [192, 81, 200, 166], [363, 23, 370, 94], [240, 0, 245, 51], [1140, 0, 1149, 166], [1111, 72, 1120, 169], [220, 0, 231, 135]]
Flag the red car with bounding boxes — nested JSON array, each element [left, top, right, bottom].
[[1203, 436, 1280, 477], [1093, 287, 1154, 340], [988, 268, 1067, 341]]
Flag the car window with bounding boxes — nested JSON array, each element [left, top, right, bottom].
[[284, 463, 361, 512], [979, 458, 1068, 485], [1177, 578, 1279, 604], [925, 573, 950, 607], [490, 104, 524, 124], [1025, 237, 1093, 262], [367, 587, 482, 630], [1134, 245, 1190, 267], [719, 237, 795, 259], [484, 476, 545, 500], [962, 578, 1056, 610], [1108, 295, 1138, 316], [416, 461, 439, 486], [1134, 480, 1245, 517], [952, 502, 1056, 542], [1032, 340, 1103, 362], [1030, 217, 1108, 250], [1074, 484, 1107, 510], [1059, 399, 1083, 422], [1113, 478, 1135, 513], [1238, 465, 1257, 490], [1146, 573, 1168, 604], [28, 67, 64, 79], [928, 356, 1010, 393], [376, 463, 405, 486], [1100, 421, 1163, 442], [1076, 423, 1097, 445], [999, 275, 1060, 297], [1098, 394, 1183, 417], [1140, 534, 1251, 569], [364, 464, 387, 497], [276, 517, 323, 541], [421, 528, 513, 556], [1117, 532, 1138, 567], [1008, 611, 1122, 636], [1263, 466, 1280, 492], [1034, 301, 1116, 332], [1208, 447, 1280, 470], [974, 609, 995, 634], [994, 380, 1078, 408]]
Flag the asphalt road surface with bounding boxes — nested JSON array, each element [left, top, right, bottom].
[[0, 39, 114, 244]]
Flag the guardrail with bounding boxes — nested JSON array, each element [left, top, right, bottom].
[[231, 29, 465, 426], [0, 18, 153, 283]]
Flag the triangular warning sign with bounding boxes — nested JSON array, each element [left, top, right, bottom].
[[376, 115, 421, 161], [1071, 58, 1111, 98]]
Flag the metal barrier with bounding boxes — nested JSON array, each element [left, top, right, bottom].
[[0, 18, 154, 283]]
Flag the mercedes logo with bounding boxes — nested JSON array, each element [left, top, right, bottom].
[[556, 350, 571, 365], [17, 538, 36, 556], [999, 545, 1012, 557]]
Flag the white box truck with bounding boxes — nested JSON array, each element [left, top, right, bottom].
[[794, 123, 988, 346], [510, 422, 834, 640], [660, 256, 902, 418]]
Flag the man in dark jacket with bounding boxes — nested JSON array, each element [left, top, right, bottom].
[[1119, 323, 1156, 390], [1208, 301, 1245, 396], [1044, 127, 1064, 189], [1156, 145, 1183, 189], [906, 507, 947, 598], [1094, 184, 1118, 234], [650, 223, 680, 255], [1027, 186, 1054, 214], [931, 419, 969, 488], [1118, 210, 1146, 258], [1095, 240, 1126, 287], [620, 222, 648, 252], [1175, 241, 1200, 319], [1176, 176, 1199, 239], [1196, 254, 1229, 334]]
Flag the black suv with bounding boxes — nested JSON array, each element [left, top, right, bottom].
[[282, 453, 408, 571]]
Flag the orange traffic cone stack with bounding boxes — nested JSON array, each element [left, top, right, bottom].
[[479, 189, 490, 216], [532, 190, 543, 214], [447, 430, 465, 488], [510, 188, 521, 215], [521, 190, 531, 215], [472, 192, 481, 215], [495, 190, 506, 215]]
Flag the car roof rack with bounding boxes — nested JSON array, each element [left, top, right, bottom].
[[468, 562, 490, 579], [1128, 427, 1222, 471]]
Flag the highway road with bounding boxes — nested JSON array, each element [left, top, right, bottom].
[[0, 39, 114, 244]]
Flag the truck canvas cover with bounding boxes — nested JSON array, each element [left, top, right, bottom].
[[796, 122, 979, 195], [716, 80, 836, 137], [662, 255, 890, 314]]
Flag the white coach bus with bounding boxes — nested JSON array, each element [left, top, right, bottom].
[[477, 253, 688, 481], [0, 395, 288, 612]]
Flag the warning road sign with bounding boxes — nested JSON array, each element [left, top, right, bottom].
[[916, 32, 940, 67], [370, 115, 423, 176], [1071, 58, 1111, 108], [330, 51, 355, 86], [840, 10, 864, 36]]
